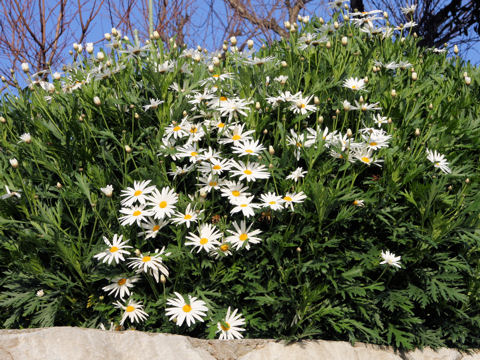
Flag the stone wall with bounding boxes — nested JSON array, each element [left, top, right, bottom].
[[0, 327, 478, 360]]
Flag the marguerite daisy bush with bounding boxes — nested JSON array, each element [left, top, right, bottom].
[[1, 2, 480, 350]]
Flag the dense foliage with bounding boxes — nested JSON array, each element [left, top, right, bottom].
[[1, 6, 479, 350]]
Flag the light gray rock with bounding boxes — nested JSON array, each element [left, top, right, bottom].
[[0, 327, 478, 360]]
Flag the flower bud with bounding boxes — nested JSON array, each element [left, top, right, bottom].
[[86, 43, 94, 54], [160, 274, 167, 284], [111, 28, 118, 36], [222, 44, 228, 51], [93, 96, 101, 106], [428, 103, 433, 109], [463, 71, 468, 78], [391, 89, 397, 97], [448, 185, 453, 191], [269, 145, 275, 155], [247, 39, 254, 49], [263, 129, 268, 134], [465, 76, 471, 85], [0, 116, 6, 123], [105, 33, 111, 41], [36, 289, 44, 297], [314, 96, 320, 105], [334, 21, 339, 29], [255, 102, 261, 110], [208, 65, 214, 73], [465, 178, 470, 184], [411, 72, 418, 81], [134, 249, 141, 256], [343, 15, 349, 21], [123, 36, 129, 42], [341, 36, 348, 46], [106, 60, 112, 67], [56, 182, 62, 189], [9, 158, 18, 168], [269, 163, 274, 169], [363, 76, 369, 83], [359, 96, 364, 104], [318, 115, 324, 123], [230, 36, 237, 45], [213, 57, 220, 66], [134, 113, 140, 119], [415, 128, 420, 136], [453, 45, 459, 54], [383, 11, 388, 18], [125, 145, 132, 153], [346, 128, 353, 138], [73, 42, 79, 51], [281, 61, 287, 68], [296, 247, 302, 253], [21, 62, 30, 73], [52, 72, 61, 80], [284, 21, 291, 29], [97, 52, 105, 61], [326, 41, 331, 49], [152, 30, 160, 40], [387, 117, 392, 124], [319, 17, 325, 24]]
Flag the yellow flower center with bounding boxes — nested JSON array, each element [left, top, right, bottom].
[[183, 304, 192, 312], [212, 74, 220, 78], [269, 201, 276, 205], [361, 156, 371, 163], [353, 200, 359, 206], [243, 169, 252, 175], [240, 204, 247, 208], [117, 278, 127, 286], [126, 306, 135, 313], [220, 322, 230, 331], [142, 256, 151, 262], [220, 244, 229, 251], [133, 210, 142, 217], [173, 126, 181, 132], [352, 85, 357, 89], [190, 127, 198, 133], [184, 214, 192, 220], [209, 181, 218, 187], [435, 162, 440, 166], [110, 246, 119, 253], [152, 225, 160, 232], [245, 149, 253, 153], [232, 134, 241, 141], [213, 164, 221, 170], [239, 233, 248, 241], [296, 142, 302, 147], [283, 196, 292, 202], [217, 122, 225, 128], [369, 142, 378, 146], [200, 237, 208, 245], [191, 151, 198, 157], [220, 96, 228, 101], [134, 190, 142, 196], [159, 201, 167, 208], [232, 190, 240, 197]]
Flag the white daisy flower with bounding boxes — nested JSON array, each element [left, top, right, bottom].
[[167, 164, 194, 179], [230, 195, 260, 218], [120, 180, 156, 207], [286, 129, 306, 160], [426, 149, 451, 174], [119, 205, 152, 226], [143, 98, 164, 111], [351, 146, 383, 167], [164, 121, 188, 140], [218, 123, 255, 145], [197, 175, 224, 194], [373, 114, 388, 127], [229, 160, 270, 182], [283, 192, 307, 211], [94, 234, 132, 265], [286, 167, 307, 182], [114, 299, 149, 326], [259, 192, 284, 211], [231, 139, 266, 157], [165, 292, 208, 327], [217, 307, 246, 340], [19, 133, 32, 143], [1, 185, 21, 200], [145, 187, 178, 219], [198, 158, 231, 175], [138, 217, 169, 239], [171, 204, 201, 228], [209, 242, 233, 259], [343, 77, 366, 91], [176, 144, 204, 163], [380, 250, 402, 268], [102, 275, 140, 299], [185, 223, 222, 253], [128, 247, 170, 282], [226, 220, 262, 250], [353, 199, 365, 207], [220, 181, 252, 200], [217, 98, 252, 120], [289, 94, 316, 115]]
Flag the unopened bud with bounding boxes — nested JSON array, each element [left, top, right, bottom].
[[411, 72, 418, 81], [9, 158, 18, 168], [326, 41, 331, 49], [314, 96, 320, 105], [341, 36, 348, 46], [465, 76, 471, 85], [93, 96, 101, 106], [296, 247, 302, 253], [21, 62, 30, 73], [318, 115, 324, 123], [160, 274, 167, 284], [125, 145, 132, 153], [448, 185, 453, 191], [262, 129, 268, 135], [86, 43, 94, 54], [387, 117, 392, 124], [269, 163, 274, 169], [465, 178, 470, 184], [73, 43, 79, 51], [453, 45, 459, 54], [343, 15, 349, 21], [213, 57, 220, 66], [97, 52, 105, 61], [111, 28, 118, 36], [222, 44, 228, 51], [105, 33, 111, 41], [428, 103, 433, 109], [56, 182, 62, 189], [134, 113, 140, 119], [281, 61, 287, 68], [391, 89, 397, 97], [334, 21, 339, 29], [255, 102, 261, 110], [319, 17, 325, 24], [346, 128, 353, 138], [230, 36, 237, 46], [268, 145, 275, 155], [208, 65, 214, 73], [135, 249, 141, 256], [383, 11, 388, 18], [363, 76, 368, 83], [415, 128, 420, 136], [200, 190, 207, 199], [463, 72, 468, 78], [0, 116, 6, 123], [284, 21, 291, 29], [359, 96, 364, 104]]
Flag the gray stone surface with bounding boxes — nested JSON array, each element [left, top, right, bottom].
[[0, 327, 478, 360]]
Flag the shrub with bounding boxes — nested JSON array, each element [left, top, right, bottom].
[[1, 7, 479, 350]]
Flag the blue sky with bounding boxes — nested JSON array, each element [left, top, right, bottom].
[[1, 0, 479, 89]]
